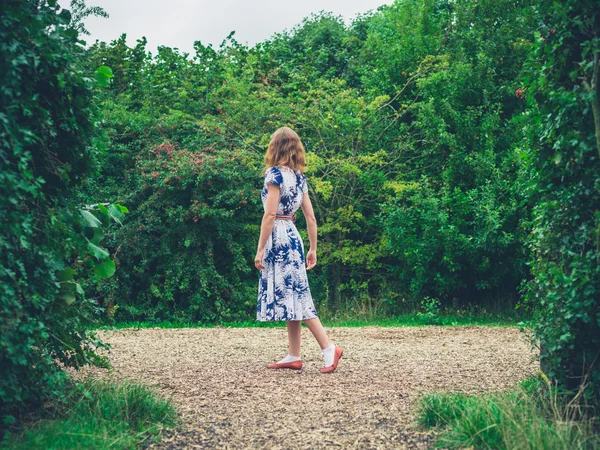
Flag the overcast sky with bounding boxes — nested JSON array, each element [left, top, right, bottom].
[[83, 0, 394, 55]]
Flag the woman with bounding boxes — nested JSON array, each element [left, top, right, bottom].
[[254, 127, 343, 374]]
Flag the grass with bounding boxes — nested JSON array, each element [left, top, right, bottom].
[[416, 374, 600, 449], [98, 312, 526, 331], [1, 379, 177, 450]]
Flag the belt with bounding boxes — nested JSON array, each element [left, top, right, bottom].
[[275, 214, 296, 222]]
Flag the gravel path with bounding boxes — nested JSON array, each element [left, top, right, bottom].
[[89, 326, 538, 449]]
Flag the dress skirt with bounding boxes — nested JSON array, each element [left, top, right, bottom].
[[256, 219, 318, 321]]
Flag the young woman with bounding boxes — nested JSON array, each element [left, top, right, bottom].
[[254, 127, 343, 374]]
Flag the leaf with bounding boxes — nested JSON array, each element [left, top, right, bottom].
[[108, 204, 125, 225], [64, 28, 78, 40], [94, 260, 116, 279], [98, 204, 109, 219], [84, 226, 104, 244], [75, 283, 85, 296], [56, 267, 76, 282], [80, 210, 101, 228], [97, 65, 113, 77], [95, 66, 113, 87], [57, 281, 77, 306], [90, 227, 105, 245], [115, 204, 129, 213], [58, 9, 71, 22], [87, 241, 109, 260], [58, 291, 76, 307], [50, 259, 65, 272]]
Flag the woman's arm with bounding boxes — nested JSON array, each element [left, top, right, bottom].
[[300, 193, 318, 270], [254, 183, 279, 270]]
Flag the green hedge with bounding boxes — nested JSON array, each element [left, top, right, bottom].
[[0, 0, 115, 424], [520, 0, 600, 401]]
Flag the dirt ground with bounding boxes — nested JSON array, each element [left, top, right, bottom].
[[86, 326, 538, 449]]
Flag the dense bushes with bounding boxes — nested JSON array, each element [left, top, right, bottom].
[[520, 0, 600, 401], [380, 0, 533, 306], [73, 0, 600, 403], [99, 143, 263, 322], [0, 0, 116, 424], [83, 0, 537, 323]]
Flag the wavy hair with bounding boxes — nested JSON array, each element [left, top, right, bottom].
[[264, 127, 306, 173]]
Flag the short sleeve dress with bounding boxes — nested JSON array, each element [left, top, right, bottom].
[[257, 166, 318, 321]]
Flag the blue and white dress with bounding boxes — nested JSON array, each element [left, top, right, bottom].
[[257, 166, 318, 321]]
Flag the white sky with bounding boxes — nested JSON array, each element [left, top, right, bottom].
[[83, 0, 394, 55]]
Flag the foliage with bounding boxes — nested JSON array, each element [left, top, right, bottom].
[[416, 297, 442, 325], [381, 0, 533, 307], [100, 143, 263, 322], [2, 378, 177, 449], [519, 0, 600, 400], [0, 0, 117, 425], [417, 375, 600, 449], [4, 0, 599, 442], [81, 0, 537, 324]]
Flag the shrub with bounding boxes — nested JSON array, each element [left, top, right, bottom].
[[98, 143, 264, 323], [82, 1, 536, 320], [0, 0, 115, 424], [519, 0, 600, 401]]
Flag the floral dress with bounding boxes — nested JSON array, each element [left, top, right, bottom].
[[256, 166, 318, 321]]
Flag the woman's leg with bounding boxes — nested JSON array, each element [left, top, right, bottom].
[[304, 317, 342, 372], [303, 317, 332, 350], [287, 320, 302, 357]]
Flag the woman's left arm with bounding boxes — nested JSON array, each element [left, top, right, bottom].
[[254, 183, 279, 270]]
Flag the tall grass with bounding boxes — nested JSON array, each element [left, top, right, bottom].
[[417, 374, 599, 449], [2, 379, 177, 450]]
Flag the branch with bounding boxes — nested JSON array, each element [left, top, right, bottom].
[[583, 50, 600, 160]]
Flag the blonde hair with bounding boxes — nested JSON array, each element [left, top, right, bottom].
[[264, 127, 306, 173]]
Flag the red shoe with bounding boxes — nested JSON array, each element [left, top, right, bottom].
[[266, 360, 302, 370], [320, 346, 343, 374]]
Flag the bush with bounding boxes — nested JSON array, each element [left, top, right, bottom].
[[519, 0, 600, 401], [98, 143, 264, 323], [380, 0, 534, 307], [0, 0, 115, 424]]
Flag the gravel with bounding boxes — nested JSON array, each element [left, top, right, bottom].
[[85, 326, 538, 449]]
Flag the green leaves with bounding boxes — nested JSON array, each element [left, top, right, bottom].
[[94, 260, 116, 279], [521, 0, 600, 401], [1, 0, 115, 422], [55, 268, 83, 307], [52, 201, 127, 310], [80, 210, 102, 227], [84, 227, 105, 245], [108, 204, 126, 225], [81, 204, 127, 280], [80, 0, 541, 325], [56, 267, 77, 282], [87, 241, 109, 260], [95, 66, 113, 87]]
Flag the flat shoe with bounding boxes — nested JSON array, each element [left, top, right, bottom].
[[266, 360, 302, 370], [320, 346, 343, 374]]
